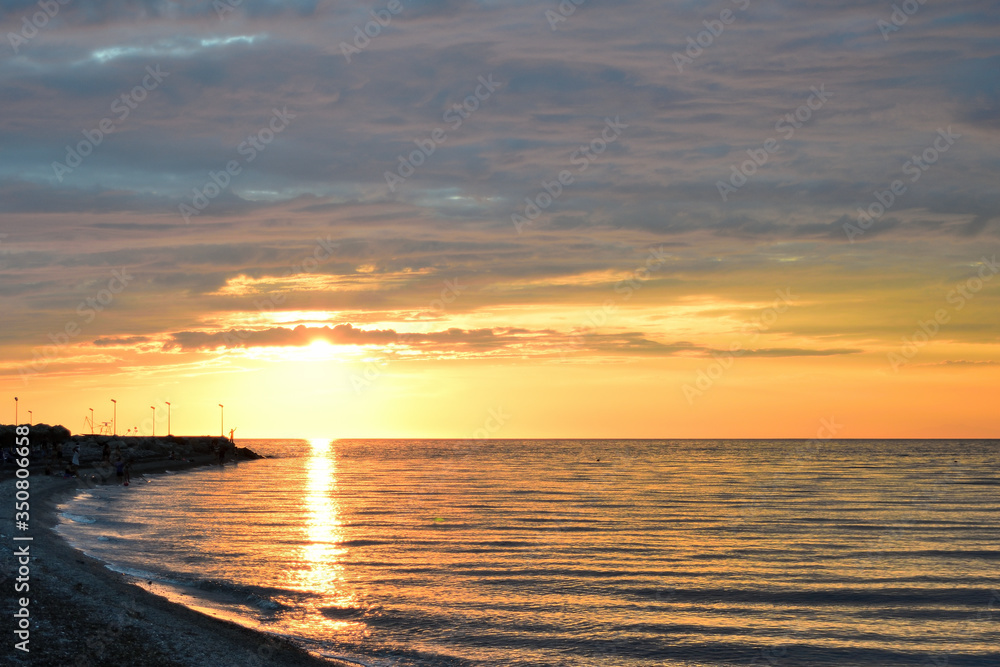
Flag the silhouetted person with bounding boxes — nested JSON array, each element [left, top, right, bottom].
[[115, 456, 126, 485]]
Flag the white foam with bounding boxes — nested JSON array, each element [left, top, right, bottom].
[[319, 654, 381, 667], [105, 563, 174, 584]]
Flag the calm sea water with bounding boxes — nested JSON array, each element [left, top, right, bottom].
[[56, 439, 1000, 666]]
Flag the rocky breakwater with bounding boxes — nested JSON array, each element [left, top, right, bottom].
[[0, 422, 70, 448], [60, 434, 264, 466], [1, 423, 264, 472]]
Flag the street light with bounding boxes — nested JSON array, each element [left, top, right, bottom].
[[165, 402, 171, 436], [218, 404, 224, 437], [89, 408, 94, 435], [150, 406, 156, 437], [111, 399, 117, 436], [28, 410, 32, 425], [14, 396, 17, 426]]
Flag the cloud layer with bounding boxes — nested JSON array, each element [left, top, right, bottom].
[[1, 0, 998, 388]]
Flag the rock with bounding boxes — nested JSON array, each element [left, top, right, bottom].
[[0, 423, 71, 447], [236, 447, 265, 460], [2, 424, 264, 465]]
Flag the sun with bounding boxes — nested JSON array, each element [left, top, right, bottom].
[[307, 338, 335, 352], [310, 437, 331, 451]]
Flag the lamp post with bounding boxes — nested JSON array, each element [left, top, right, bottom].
[[111, 399, 117, 436], [89, 408, 94, 435], [14, 396, 17, 426], [218, 404, 224, 438], [165, 402, 171, 436], [150, 406, 156, 437], [28, 410, 32, 425]]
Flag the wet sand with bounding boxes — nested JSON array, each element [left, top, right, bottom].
[[1, 454, 352, 667]]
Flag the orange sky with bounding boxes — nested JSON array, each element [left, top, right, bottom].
[[4, 235, 998, 438]]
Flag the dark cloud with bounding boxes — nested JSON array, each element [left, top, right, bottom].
[[163, 323, 396, 350], [156, 323, 863, 362], [0, 0, 321, 23], [92, 335, 153, 346]]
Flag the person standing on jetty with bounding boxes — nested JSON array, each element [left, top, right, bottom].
[[115, 454, 126, 485], [68, 445, 81, 477]]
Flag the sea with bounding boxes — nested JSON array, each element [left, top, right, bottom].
[[56, 439, 1000, 667]]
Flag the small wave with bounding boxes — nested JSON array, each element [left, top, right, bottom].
[[107, 564, 168, 582], [319, 605, 365, 619], [193, 579, 293, 612], [61, 512, 97, 524], [339, 539, 390, 547], [105, 568, 297, 616]]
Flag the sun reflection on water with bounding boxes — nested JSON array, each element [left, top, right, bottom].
[[283, 438, 360, 636]]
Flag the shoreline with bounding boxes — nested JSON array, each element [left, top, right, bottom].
[[1, 452, 354, 667]]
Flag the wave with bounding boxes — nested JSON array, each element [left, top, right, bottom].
[[622, 585, 998, 606], [191, 579, 299, 612], [105, 563, 168, 582], [319, 605, 366, 619], [106, 563, 304, 614], [338, 539, 392, 547]]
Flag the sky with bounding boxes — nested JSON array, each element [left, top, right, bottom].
[[1, 0, 998, 439]]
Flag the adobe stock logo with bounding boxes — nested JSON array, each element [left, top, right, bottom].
[[887, 256, 998, 372], [545, 0, 587, 31], [7, 0, 71, 54], [716, 85, 832, 202], [339, 0, 406, 63], [672, 0, 751, 72], [682, 288, 794, 404], [512, 116, 628, 234], [179, 107, 295, 223], [877, 0, 928, 40], [384, 75, 501, 192], [843, 127, 960, 242], [18, 268, 134, 383], [51, 66, 170, 182]]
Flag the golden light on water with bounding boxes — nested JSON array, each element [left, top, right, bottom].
[[301, 438, 342, 590], [285, 438, 359, 634]]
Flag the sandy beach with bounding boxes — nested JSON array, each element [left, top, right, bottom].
[[1, 452, 348, 667]]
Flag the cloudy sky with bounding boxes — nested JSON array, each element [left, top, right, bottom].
[[1, 0, 998, 438]]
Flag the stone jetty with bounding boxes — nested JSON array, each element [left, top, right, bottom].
[[0, 423, 263, 464]]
